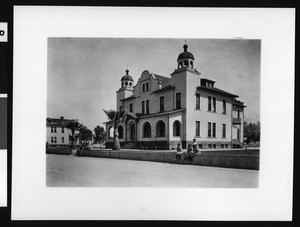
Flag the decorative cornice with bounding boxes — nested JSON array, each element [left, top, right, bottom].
[[171, 67, 201, 76]]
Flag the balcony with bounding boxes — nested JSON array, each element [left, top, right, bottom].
[[232, 117, 242, 124]]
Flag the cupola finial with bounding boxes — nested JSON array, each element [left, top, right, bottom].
[[183, 43, 188, 52]]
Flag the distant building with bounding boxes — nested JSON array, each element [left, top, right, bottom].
[[46, 116, 73, 147], [105, 44, 246, 150]]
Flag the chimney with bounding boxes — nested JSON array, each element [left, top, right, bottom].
[[60, 116, 64, 120], [158, 80, 162, 89]]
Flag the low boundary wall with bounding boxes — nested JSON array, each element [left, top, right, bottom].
[[46, 148, 71, 155], [78, 149, 259, 170]]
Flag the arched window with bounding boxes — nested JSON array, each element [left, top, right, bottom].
[[143, 122, 151, 138], [108, 126, 114, 139], [125, 81, 128, 86], [129, 82, 132, 86], [118, 125, 124, 139], [179, 61, 183, 68], [184, 60, 189, 67], [173, 120, 181, 137], [190, 61, 193, 68], [156, 120, 166, 137]]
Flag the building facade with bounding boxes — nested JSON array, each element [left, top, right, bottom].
[[105, 44, 246, 149], [46, 116, 72, 147]]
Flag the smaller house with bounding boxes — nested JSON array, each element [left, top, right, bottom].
[[46, 116, 79, 147]]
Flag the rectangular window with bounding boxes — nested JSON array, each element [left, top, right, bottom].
[[160, 96, 164, 112], [222, 124, 226, 138], [213, 97, 216, 112], [223, 100, 226, 113], [51, 137, 53, 143], [146, 100, 149, 114], [208, 144, 212, 149], [130, 103, 133, 112], [208, 96, 211, 111], [51, 127, 53, 133], [195, 121, 200, 137], [61, 127, 64, 133], [146, 83, 149, 91], [208, 122, 211, 137], [54, 127, 57, 133], [54, 137, 57, 143], [237, 128, 240, 140], [176, 92, 181, 109], [62, 137, 64, 144], [213, 144, 216, 149], [221, 144, 225, 148], [238, 110, 240, 118], [142, 101, 145, 114], [212, 123, 216, 137], [196, 93, 200, 109], [199, 144, 203, 149], [142, 84, 145, 92], [225, 144, 228, 148]]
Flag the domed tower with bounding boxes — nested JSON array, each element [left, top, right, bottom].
[[121, 69, 134, 88], [117, 69, 134, 111], [177, 44, 195, 69]]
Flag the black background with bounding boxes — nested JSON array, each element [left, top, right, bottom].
[[0, 0, 297, 226]]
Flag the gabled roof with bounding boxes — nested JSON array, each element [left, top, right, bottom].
[[197, 85, 238, 98], [152, 74, 171, 87], [152, 85, 175, 93], [46, 117, 74, 127]]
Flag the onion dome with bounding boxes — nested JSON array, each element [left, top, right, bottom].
[[121, 69, 134, 82], [177, 44, 195, 61]]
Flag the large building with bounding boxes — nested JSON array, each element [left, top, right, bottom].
[[105, 44, 246, 150]]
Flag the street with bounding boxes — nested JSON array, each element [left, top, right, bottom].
[[47, 154, 259, 188]]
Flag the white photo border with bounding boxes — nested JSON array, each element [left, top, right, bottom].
[[12, 6, 294, 220]]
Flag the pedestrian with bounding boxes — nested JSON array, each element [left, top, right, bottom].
[[185, 144, 194, 161], [175, 143, 183, 160], [192, 138, 201, 154]]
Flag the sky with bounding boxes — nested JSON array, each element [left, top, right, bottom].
[[47, 38, 260, 130]]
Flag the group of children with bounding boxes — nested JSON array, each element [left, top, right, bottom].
[[175, 139, 201, 161]]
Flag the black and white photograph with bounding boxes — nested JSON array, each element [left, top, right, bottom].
[[46, 38, 260, 188], [11, 6, 294, 220]]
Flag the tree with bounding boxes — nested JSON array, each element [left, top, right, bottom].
[[244, 120, 260, 144], [103, 109, 127, 150], [66, 119, 83, 149], [79, 126, 93, 144], [94, 125, 106, 144]]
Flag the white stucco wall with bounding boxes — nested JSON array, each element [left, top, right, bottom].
[[46, 126, 70, 146], [185, 73, 233, 143]]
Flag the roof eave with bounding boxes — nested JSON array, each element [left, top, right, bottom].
[[197, 86, 238, 98]]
